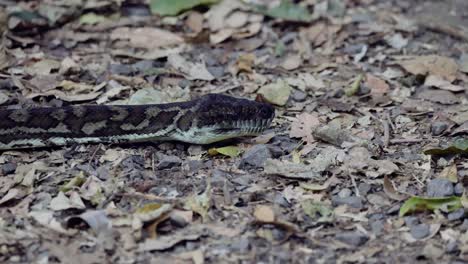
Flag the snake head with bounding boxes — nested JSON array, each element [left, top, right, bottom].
[[173, 94, 275, 144]]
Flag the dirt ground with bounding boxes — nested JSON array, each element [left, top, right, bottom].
[[1, 0, 468, 263]]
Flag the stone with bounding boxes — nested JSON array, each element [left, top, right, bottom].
[[427, 178, 454, 197], [370, 220, 384, 235], [446, 240, 458, 253], [292, 89, 307, 102], [431, 121, 448, 136], [157, 155, 182, 170], [358, 182, 371, 196], [404, 216, 419, 227], [238, 144, 272, 169], [410, 223, 430, 239], [335, 231, 368, 247], [338, 188, 352, 198], [447, 208, 465, 221], [454, 183, 464, 196], [331, 195, 363, 209], [1, 162, 16, 175]]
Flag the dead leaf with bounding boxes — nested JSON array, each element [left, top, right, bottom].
[[254, 205, 275, 222], [258, 79, 291, 106], [417, 89, 459, 105], [111, 27, 184, 49], [167, 54, 215, 81], [424, 75, 465, 92], [289, 112, 320, 144], [397, 55, 458, 82], [383, 176, 407, 201], [439, 164, 458, 183]]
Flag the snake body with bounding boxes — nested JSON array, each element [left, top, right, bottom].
[[0, 94, 274, 150]]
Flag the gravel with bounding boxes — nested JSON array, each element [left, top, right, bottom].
[[239, 144, 272, 169], [427, 178, 454, 197], [157, 155, 182, 170], [335, 231, 369, 247], [410, 223, 430, 239], [331, 195, 363, 209]]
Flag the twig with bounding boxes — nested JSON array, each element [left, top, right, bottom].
[[350, 173, 360, 197], [381, 116, 390, 148]]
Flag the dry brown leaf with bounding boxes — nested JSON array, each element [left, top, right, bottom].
[[185, 12, 204, 34], [383, 176, 407, 201], [397, 55, 459, 82], [417, 89, 459, 105], [366, 74, 389, 96], [439, 163, 458, 183], [236, 53, 255, 74], [289, 112, 320, 144], [110, 27, 184, 49], [254, 205, 275, 222], [424, 75, 465, 92], [167, 54, 215, 81]]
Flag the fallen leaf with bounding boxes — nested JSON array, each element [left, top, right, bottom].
[[254, 0, 312, 22], [208, 146, 242, 158], [383, 176, 407, 201], [67, 210, 111, 234], [417, 89, 459, 105], [263, 159, 321, 180], [345, 74, 363, 96], [184, 182, 211, 221], [289, 112, 320, 144], [439, 164, 458, 183], [25, 59, 61, 76], [150, 0, 219, 16], [397, 55, 458, 82], [167, 54, 215, 81], [235, 53, 255, 74], [399, 196, 461, 217], [49, 191, 86, 211], [111, 27, 184, 49], [258, 79, 291, 106], [281, 53, 302, 71], [366, 74, 389, 97], [424, 139, 468, 155], [424, 75, 465, 92], [79, 13, 109, 25], [301, 199, 333, 222], [139, 232, 201, 251], [254, 205, 275, 222]]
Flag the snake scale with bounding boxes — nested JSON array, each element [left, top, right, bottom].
[[0, 94, 275, 150]]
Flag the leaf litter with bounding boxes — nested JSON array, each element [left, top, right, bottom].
[[1, 0, 468, 263]]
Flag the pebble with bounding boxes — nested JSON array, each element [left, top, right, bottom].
[[274, 193, 290, 207], [454, 183, 464, 196], [446, 240, 458, 253], [1, 162, 16, 175], [238, 144, 272, 169], [404, 216, 419, 227], [410, 223, 430, 239], [370, 220, 384, 235], [157, 155, 182, 170], [331, 195, 363, 209], [427, 178, 454, 197], [431, 121, 448, 136], [358, 183, 371, 196], [292, 89, 307, 102], [338, 188, 352, 198], [335, 231, 368, 247], [447, 208, 465, 221]]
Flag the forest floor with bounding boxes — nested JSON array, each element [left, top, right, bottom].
[[1, 0, 468, 263]]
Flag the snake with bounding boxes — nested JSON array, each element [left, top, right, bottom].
[[0, 94, 275, 150]]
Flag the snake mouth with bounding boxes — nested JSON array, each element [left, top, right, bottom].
[[216, 117, 274, 135]]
